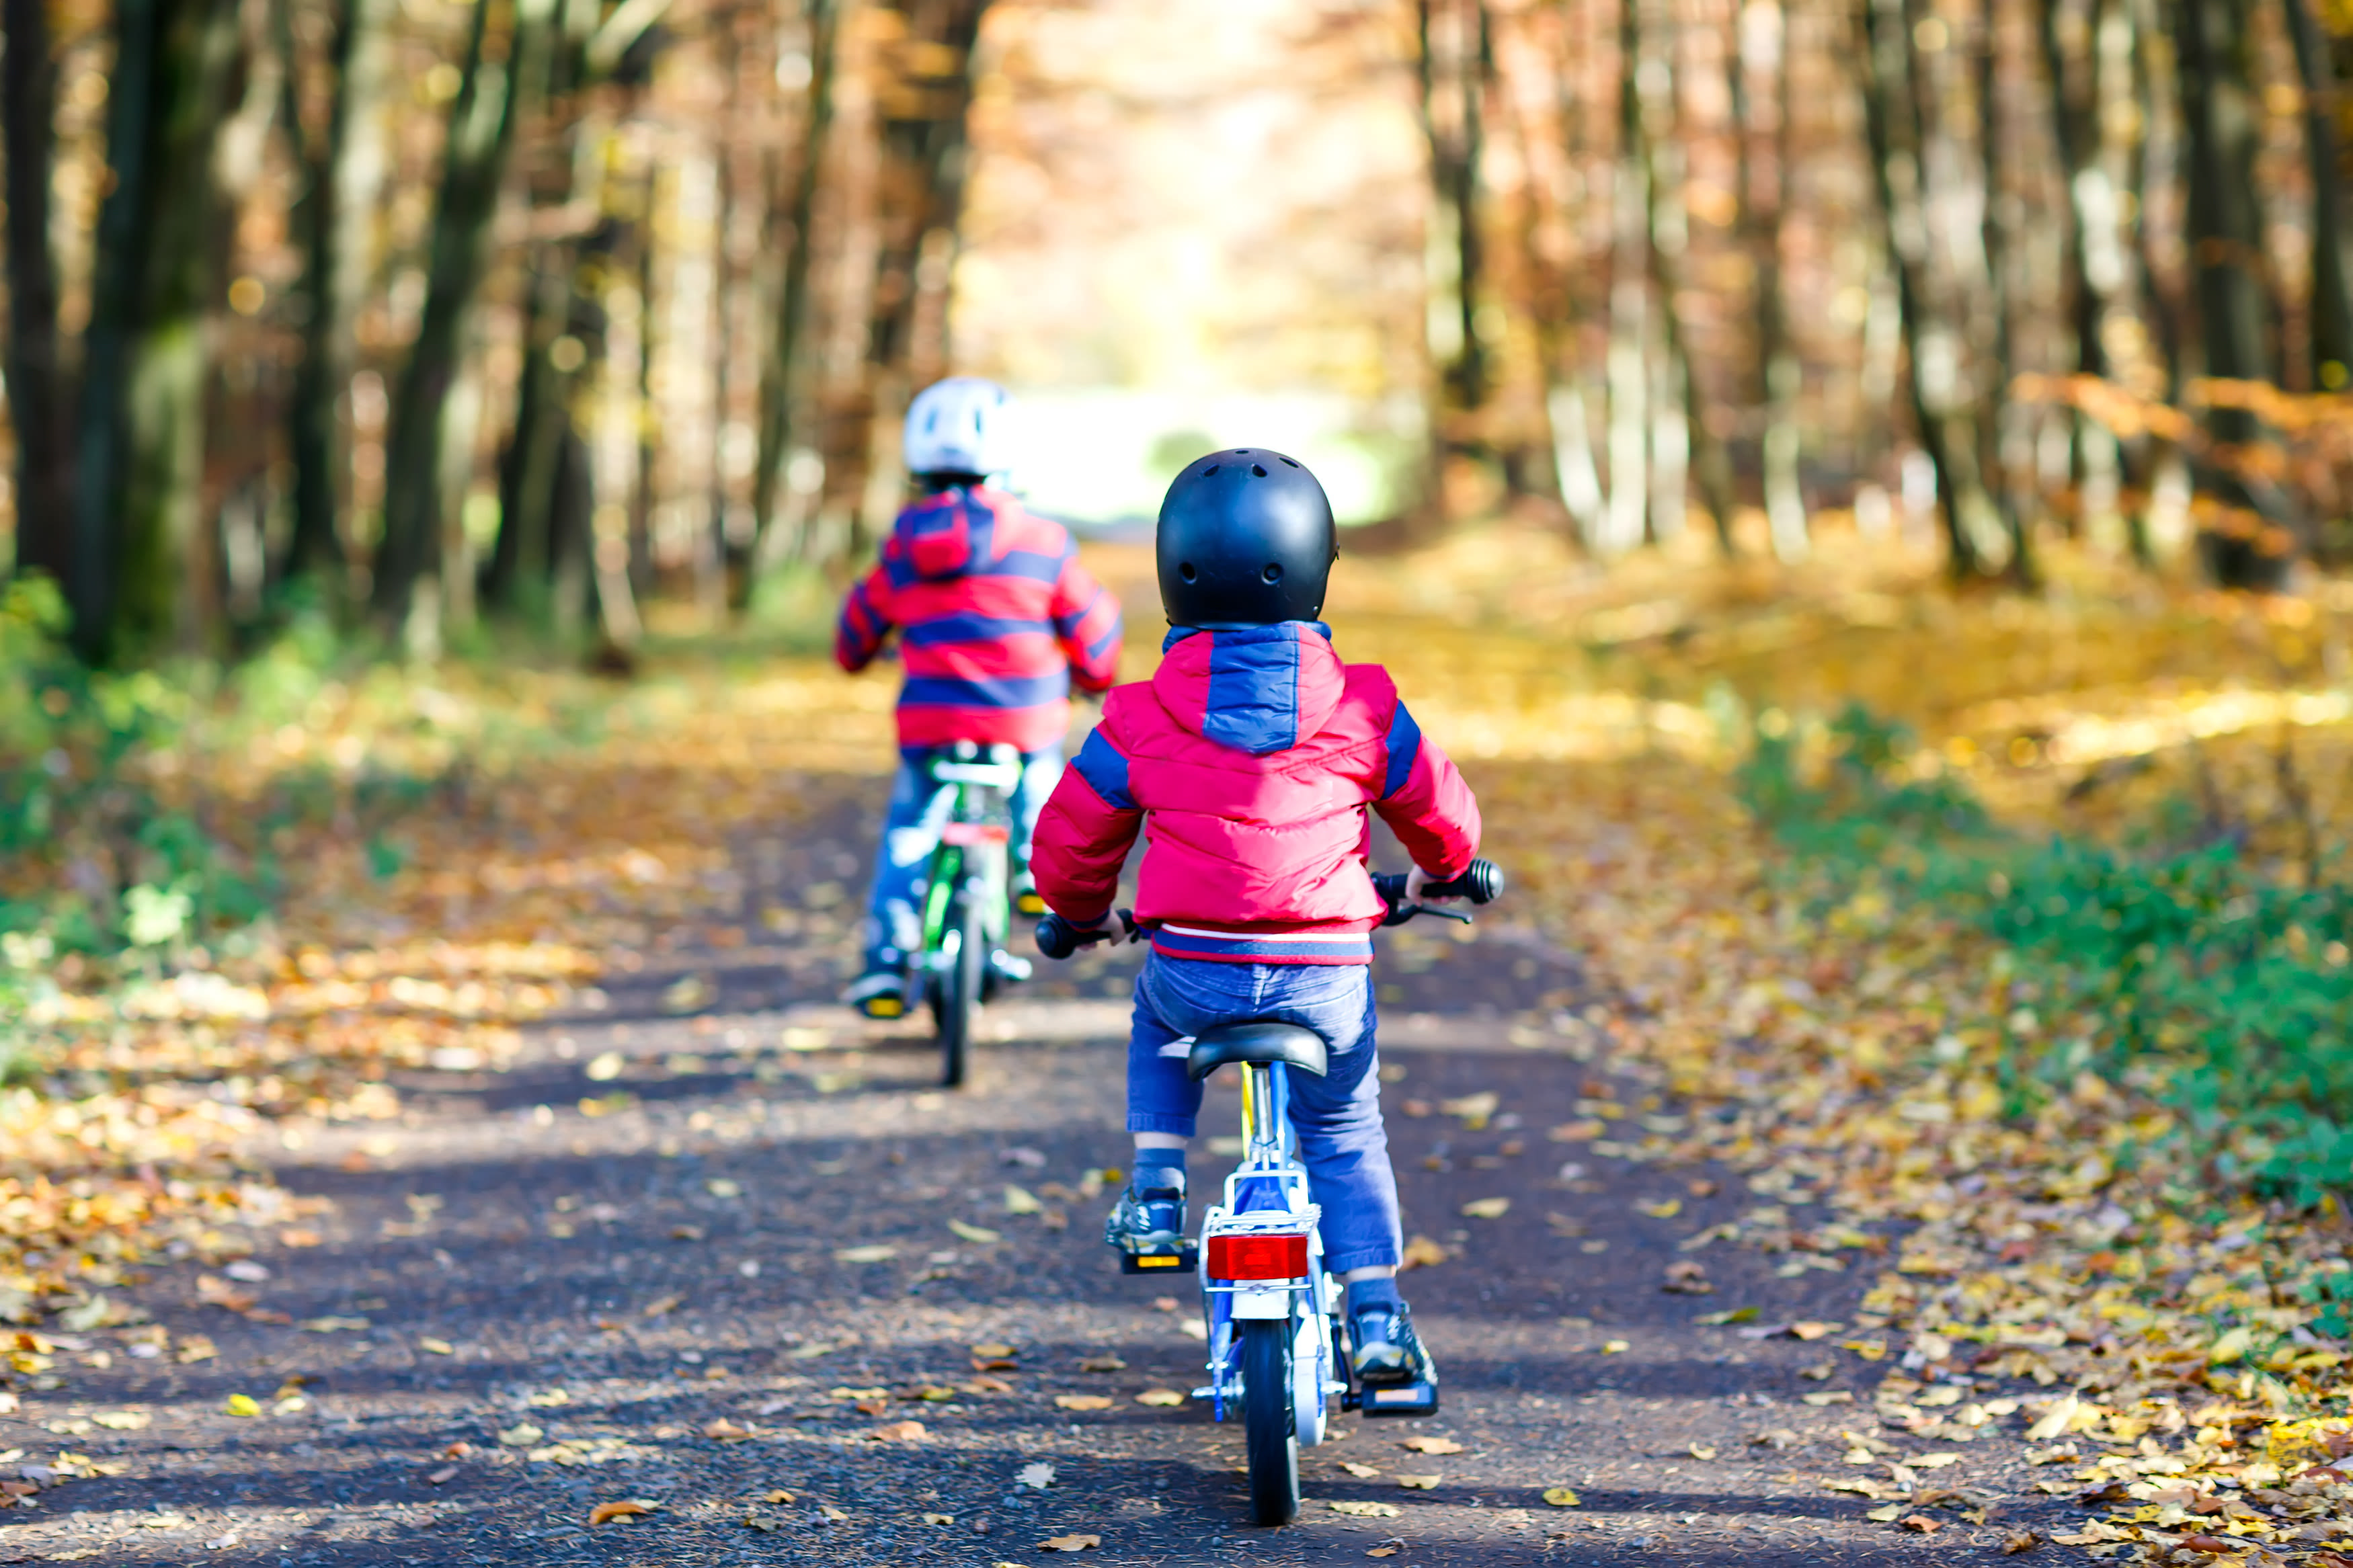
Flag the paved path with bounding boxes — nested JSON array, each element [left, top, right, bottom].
[[0, 799, 2079, 1566]]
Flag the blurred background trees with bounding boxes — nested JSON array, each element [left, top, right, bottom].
[[5, 0, 2353, 665]]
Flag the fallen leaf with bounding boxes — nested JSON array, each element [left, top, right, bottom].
[[1909, 1452, 1962, 1469], [1004, 1186, 1044, 1214], [1332, 1500, 1402, 1518], [1898, 1514, 1943, 1534], [949, 1220, 1002, 1245], [588, 1499, 655, 1525], [1688, 1444, 1717, 1460], [834, 1245, 899, 1264], [1396, 1473, 1441, 1489], [1459, 1196, 1511, 1219], [764, 1489, 796, 1504], [641, 1294, 680, 1317], [584, 1051, 626, 1081], [1638, 1197, 1683, 1219], [426, 1464, 458, 1485], [93, 1411, 149, 1430], [1135, 1389, 1184, 1406], [1542, 1487, 1581, 1507], [1400, 1235, 1449, 1268], [971, 1343, 1017, 1359], [1339, 1461, 1382, 1477], [870, 1419, 927, 1442], [1800, 1360, 1835, 1380], [1053, 1395, 1114, 1411], [1662, 1260, 1712, 1294], [1078, 1355, 1127, 1372], [175, 1336, 218, 1364], [1401, 1436, 1464, 1454], [2024, 1393, 2078, 1442], [1602, 1339, 1630, 1354], [1696, 1306, 1760, 1325], [1440, 1091, 1499, 1124], [223, 1393, 260, 1417], [497, 1423, 545, 1447], [278, 1228, 322, 1247], [1017, 1460, 1054, 1489], [420, 1336, 455, 1356], [1786, 1321, 1841, 1341], [703, 1418, 751, 1440], [922, 1511, 955, 1525], [1039, 1534, 1102, 1551], [1367, 1549, 1401, 1560], [1802, 1390, 1854, 1405], [2001, 1530, 2042, 1555], [1865, 1503, 1903, 1522]]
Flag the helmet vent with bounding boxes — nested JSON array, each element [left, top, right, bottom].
[[1179, 561, 1198, 583], [1203, 464, 1220, 477], [1262, 564, 1282, 583], [1251, 464, 1267, 477], [1280, 456, 1300, 468]]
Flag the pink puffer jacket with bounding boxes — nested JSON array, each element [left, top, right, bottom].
[[1029, 621, 1480, 965]]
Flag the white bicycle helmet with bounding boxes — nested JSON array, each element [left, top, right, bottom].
[[903, 376, 1015, 479]]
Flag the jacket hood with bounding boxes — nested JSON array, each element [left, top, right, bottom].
[[886, 487, 1000, 579], [1152, 622, 1344, 755]]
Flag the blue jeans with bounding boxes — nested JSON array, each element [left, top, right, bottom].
[[1126, 951, 1402, 1275], [861, 746, 1062, 973]]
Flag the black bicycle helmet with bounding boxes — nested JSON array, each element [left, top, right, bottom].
[[1155, 448, 1337, 626]]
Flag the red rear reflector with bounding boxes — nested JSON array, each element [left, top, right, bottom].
[[1207, 1233, 1308, 1281], [940, 822, 1010, 845]]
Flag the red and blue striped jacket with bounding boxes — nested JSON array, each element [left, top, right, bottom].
[[836, 486, 1123, 752], [1031, 621, 1481, 965]]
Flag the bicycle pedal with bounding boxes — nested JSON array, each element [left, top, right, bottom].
[[1119, 1244, 1197, 1275], [1356, 1379, 1439, 1416]]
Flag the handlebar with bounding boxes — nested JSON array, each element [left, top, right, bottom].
[[1034, 859, 1507, 958]]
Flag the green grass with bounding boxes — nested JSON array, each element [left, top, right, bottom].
[[1742, 704, 2353, 1206]]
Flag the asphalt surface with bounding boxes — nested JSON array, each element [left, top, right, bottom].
[[0, 786, 2087, 1565]]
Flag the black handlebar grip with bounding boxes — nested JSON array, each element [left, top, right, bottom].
[[1034, 913, 1080, 960], [1425, 859, 1506, 905]]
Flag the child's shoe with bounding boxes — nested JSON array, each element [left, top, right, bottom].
[[844, 971, 907, 1020], [1350, 1299, 1438, 1392], [1104, 1169, 1190, 1271]]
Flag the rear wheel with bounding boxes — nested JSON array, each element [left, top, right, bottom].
[[1241, 1318, 1300, 1525], [939, 890, 983, 1088]]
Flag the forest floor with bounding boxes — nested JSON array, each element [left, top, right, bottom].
[[7, 525, 2353, 1566]]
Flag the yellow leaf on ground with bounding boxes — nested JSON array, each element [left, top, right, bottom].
[[949, 1220, 1002, 1244], [1339, 1461, 1381, 1477], [834, 1245, 898, 1264], [763, 1490, 795, 1504], [420, 1337, 454, 1355], [703, 1418, 751, 1440], [1135, 1389, 1183, 1406], [1401, 1436, 1464, 1454], [1400, 1235, 1449, 1268], [1396, 1474, 1441, 1489], [1543, 1487, 1581, 1507], [1330, 1500, 1402, 1518], [1460, 1197, 1511, 1219], [1053, 1395, 1113, 1411], [93, 1411, 149, 1431], [497, 1423, 545, 1447], [1078, 1356, 1126, 1372], [1638, 1198, 1682, 1219], [1786, 1321, 1841, 1341], [870, 1419, 928, 1442], [971, 1343, 1017, 1359], [222, 1394, 260, 1418], [1004, 1186, 1044, 1214], [588, 1499, 654, 1525], [1039, 1534, 1102, 1551]]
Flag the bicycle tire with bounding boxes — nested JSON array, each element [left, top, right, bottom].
[[1241, 1318, 1300, 1526], [940, 891, 983, 1088]]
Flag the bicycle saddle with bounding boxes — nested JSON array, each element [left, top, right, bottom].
[[1185, 1022, 1329, 1081]]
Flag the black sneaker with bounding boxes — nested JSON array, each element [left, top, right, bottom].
[[1105, 1172, 1188, 1266], [1349, 1301, 1437, 1389]]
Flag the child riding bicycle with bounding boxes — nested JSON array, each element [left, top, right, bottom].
[[1029, 448, 1480, 1395], [836, 377, 1124, 1020]]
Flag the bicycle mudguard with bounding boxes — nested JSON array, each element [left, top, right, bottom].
[[1355, 1379, 1439, 1416], [1120, 1243, 1198, 1276]]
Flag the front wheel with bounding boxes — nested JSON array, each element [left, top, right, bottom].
[[939, 891, 983, 1088], [1241, 1318, 1300, 1526]]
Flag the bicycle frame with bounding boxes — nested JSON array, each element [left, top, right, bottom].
[[910, 749, 1021, 986], [1194, 1060, 1343, 1447]]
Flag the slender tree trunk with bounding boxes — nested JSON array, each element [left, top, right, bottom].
[[2175, 0, 2297, 585], [2285, 0, 2353, 389], [1415, 0, 1492, 426], [1861, 0, 2003, 577], [4, 0, 73, 593], [744, 0, 838, 600], [1979, 0, 2034, 583], [72, 0, 242, 663], [278, 0, 368, 592], [1602, 0, 1649, 554], [372, 0, 545, 630], [2040, 0, 2107, 380], [1753, 0, 1806, 559]]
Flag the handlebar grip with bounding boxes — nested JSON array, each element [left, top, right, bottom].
[[1034, 913, 1082, 961], [1424, 859, 1506, 905]]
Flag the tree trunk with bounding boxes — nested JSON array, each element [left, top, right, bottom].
[[1601, 0, 1648, 554], [1751, 0, 1808, 560], [72, 0, 243, 663], [1416, 0, 1492, 427], [1860, 0, 2005, 577], [278, 0, 371, 593], [2175, 0, 2297, 585], [1979, 0, 2034, 584], [372, 0, 545, 630], [2285, 0, 2353, 390], [4, 0, 73, 595], [744, 0, 838, 604]]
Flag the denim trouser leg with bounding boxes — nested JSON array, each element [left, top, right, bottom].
[[861, 745, 1063, 973], [1124, 952, 1402, 1275]]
